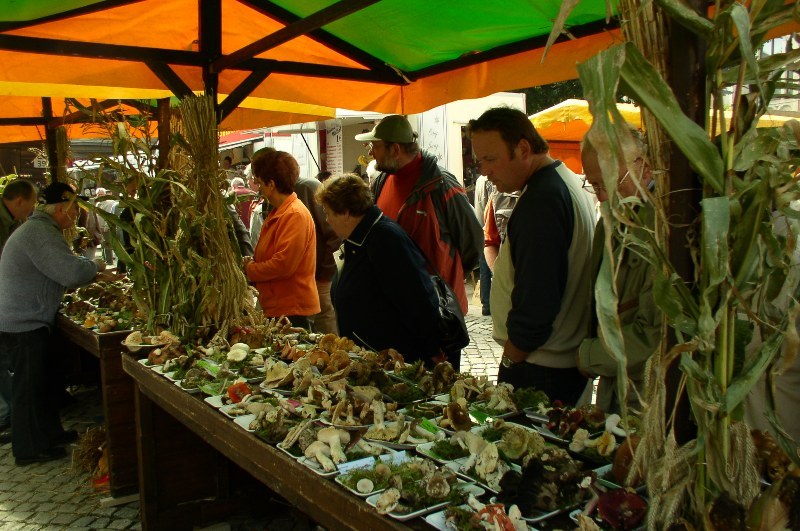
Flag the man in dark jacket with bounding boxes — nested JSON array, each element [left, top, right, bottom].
[[357, 115, 483, 369]]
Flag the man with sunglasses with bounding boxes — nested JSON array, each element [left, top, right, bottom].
[[0, 182, 109, 465], [577, 132, 661, 413], [356, 115, 483, 370]]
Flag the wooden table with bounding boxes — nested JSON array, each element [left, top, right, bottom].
[[122, 355, 416, 531], [54, 314, 138, 497]]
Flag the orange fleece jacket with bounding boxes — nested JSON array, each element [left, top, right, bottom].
[[247, 193, 320, 317]]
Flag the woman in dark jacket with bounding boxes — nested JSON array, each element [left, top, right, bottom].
[[317, 174, 442, 364]]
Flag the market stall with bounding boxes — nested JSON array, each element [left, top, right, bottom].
[[122, 355, 414, 531], [53, 314, 139, 497]]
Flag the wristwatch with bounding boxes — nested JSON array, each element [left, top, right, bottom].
[[500, 355, 516, 368]]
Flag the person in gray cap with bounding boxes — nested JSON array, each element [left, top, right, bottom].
[[356, 115, 483, 370], [0, 182, 111, 465]]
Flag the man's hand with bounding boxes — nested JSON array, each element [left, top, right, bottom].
[[93, 258, 107, 272], [95, 270, 122, 283], [503, 340, 527, 364]]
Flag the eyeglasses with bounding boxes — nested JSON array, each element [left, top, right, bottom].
[[581, 176, 598, 195], [581, 166, 637, 196]]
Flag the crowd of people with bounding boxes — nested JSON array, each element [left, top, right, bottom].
[[2, 106, 796, 469]]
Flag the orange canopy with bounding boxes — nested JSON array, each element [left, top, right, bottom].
[[0, 0, 623, 116]]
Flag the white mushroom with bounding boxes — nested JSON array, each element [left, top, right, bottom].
[[375, 488, 401, 515], [371, 399, 386, 430], [569, 428, 591, 453], [356, 478, 374, 494], [605, 413, 628, 437], [230, 342, 251, 352], [474, 442, 500, 480], [304, 441, 335, 472], [227, 348, 248, 362], [317, 427, 350, 463]]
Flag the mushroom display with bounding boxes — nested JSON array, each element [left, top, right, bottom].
[[304, 441, 335, 472], [317, 427, 350, 464]]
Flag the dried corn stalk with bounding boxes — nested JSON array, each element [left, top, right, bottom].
[[168, 95, 256, 335]]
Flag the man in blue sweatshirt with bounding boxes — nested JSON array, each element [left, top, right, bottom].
[[469, 108, 595, 405], [0, 182, 109, 466]]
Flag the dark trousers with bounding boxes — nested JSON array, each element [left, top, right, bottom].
[[497, 362, 588, 406], [0, 366, 10, 427], [478, 254, 492, 311], [0, 328, 66, 458]]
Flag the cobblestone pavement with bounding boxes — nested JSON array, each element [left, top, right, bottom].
[[0, 286, 500, 530]]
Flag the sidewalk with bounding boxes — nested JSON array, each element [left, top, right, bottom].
[[0, 287, 500, 530]]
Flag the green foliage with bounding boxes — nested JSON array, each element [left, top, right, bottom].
[[573, 0, 799, 525]]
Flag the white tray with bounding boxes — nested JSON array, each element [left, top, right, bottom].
[[232, 413, 257, 432], [205, 395, 227, 409], [137, 358, 161, 369], [174, 379, 200, 394], [424, 504, 539, 531], [366, 482, 485, 521]]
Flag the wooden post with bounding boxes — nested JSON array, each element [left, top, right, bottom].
[[156, 98, 171, 171], [199, 0, 222, 120], [41, 97, 59, 182], [666, 0, 706, 444]]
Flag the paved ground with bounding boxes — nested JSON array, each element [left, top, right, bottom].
[[0, 282, 500, 530]]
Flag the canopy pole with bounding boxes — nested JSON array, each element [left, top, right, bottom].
[[41, 97, 59, 183], [156, 98, 171, 171], [665, 0, 706, 445], [199, 0, 221, 120]]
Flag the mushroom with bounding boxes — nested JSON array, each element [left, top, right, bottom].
[[605, 413, 628, 437], [425, 473, 451, 499], [356, 478, 374, 494], [569, 428, 591, 453], [371, 399, 387, 430], [375, 488, 400, 515], [304, 441, 335, 472], [589, 430, 617, 456], [497, 425, 530, 460], [474, 442, 500, 480], [317, 427, 350, 463], [227, 348, 248, 362], [444, 401, 474, 431], [230, 342, 251, 353], [374, 463, 391, 481]]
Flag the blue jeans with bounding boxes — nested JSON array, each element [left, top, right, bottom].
[[479, 253, 492, 311], [0, 328, 66, 458]]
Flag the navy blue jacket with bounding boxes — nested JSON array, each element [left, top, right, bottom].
[[333, 205, 441, 363]]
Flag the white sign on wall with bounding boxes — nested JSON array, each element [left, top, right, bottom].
[[33, 156, 48, 169], [325, 120, 344, 175]]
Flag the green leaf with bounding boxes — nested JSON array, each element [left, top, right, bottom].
[[541, 0, 582, 62], [721, 329, 783, 414], [654, 0, 713, 37], [610, 43, 725, 193]]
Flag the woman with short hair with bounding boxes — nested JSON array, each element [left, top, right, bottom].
[[317, 174, 442, 364], [244, 150, 319, 328]]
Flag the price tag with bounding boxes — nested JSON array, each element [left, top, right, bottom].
[[337, 456, 375, 475]]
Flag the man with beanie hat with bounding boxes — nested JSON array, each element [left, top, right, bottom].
[[357, 115, 483, 370], [0, 182, 110, 465]]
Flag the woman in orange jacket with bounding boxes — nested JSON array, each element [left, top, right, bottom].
[[243, 149, 320, 328]]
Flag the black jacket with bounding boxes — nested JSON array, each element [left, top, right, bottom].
[[333, 205, 441, 363]]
